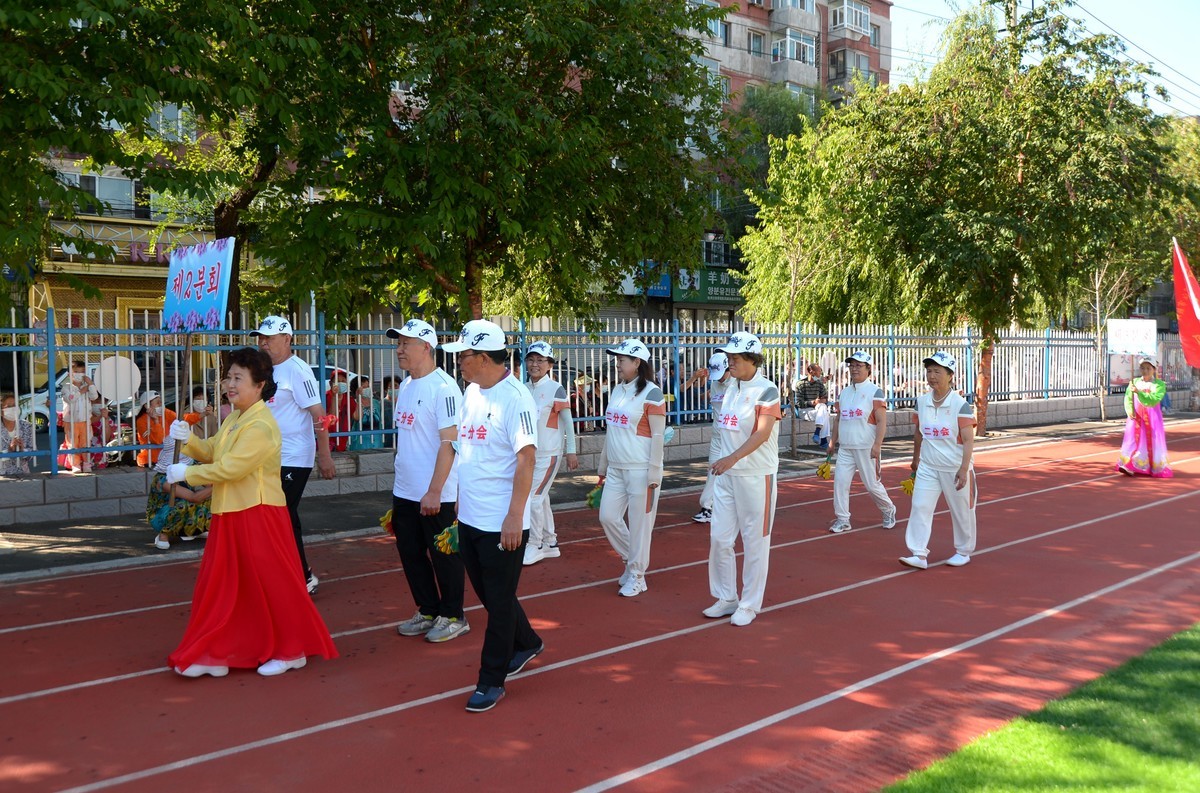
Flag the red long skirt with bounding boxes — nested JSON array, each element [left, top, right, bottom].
[[168, 504, 338, 670]]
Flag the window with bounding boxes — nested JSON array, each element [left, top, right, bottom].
[[719, 75, 731, 104], [829, 50, 846, 80], [692, 0, 723, 39], [786, 83, 818, 115], [148, 104, 190, 142], [744, 82, 762, 98], [829, 50, 869, 80], [870, 24, 880, 48], [772, 0, 812, 10], [772, 28, 816, 64], [830, 0, 870, 34], [748, 31, 765, 56]]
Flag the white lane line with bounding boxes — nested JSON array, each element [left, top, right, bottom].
[[4, 442, 1192, 638], [55, 532, 1200, 793], [573, 548, 1200, 793]]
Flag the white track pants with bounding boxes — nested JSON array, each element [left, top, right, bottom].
[[709, 473, 777, 613], [600, 466, 661, 578], [905, 464, 977, 558], [833, 446, 895, 523], [528, 453, 561, 548], [698, 431, 721, 510]]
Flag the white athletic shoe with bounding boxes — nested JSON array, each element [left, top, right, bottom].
[[618, 575, 647, 597], [692, 508, 713, 523], [730, 607, 757, 627], [702, 599, 739, 618], [881, 509, 897, 530], [257, 657, 307, 677], [542, 543, 561, 559], [175, 664, 229, 678], [154, 534, 170, 550], [945, 553, 971, 567], [899, 555, 928, 570], [829, 519, 852, 534], [618, 567, 632, 588], [523, 544, 546, 566], [306, 574, 319, 596]]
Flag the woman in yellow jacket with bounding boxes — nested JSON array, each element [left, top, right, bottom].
[[165, 347, 337, 678]]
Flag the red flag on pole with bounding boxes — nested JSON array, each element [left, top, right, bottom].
[[1172, 237, 1200, 368]]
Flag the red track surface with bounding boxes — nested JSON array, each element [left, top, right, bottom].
[[3, 425, 1200, 793]]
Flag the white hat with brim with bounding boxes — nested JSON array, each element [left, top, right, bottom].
[[708, 352, 729, 376], [845, 350, 873, 365], [718, 332, 763, 355], [922, 351, 957, 373], [526, 342, 555, 360], [385, 319, 438, 347], [248, 315, 294, 337], [441, 319, 507, 353], [136, 390, 159, 410], [1138, 356, 1159, 369], [606, 339, 651, 362]]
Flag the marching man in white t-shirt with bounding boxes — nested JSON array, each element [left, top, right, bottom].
[[521, 342, 578, 566], [442, 320, 544, 713], [387, 319, 469, 643], [901, 351, 977, 569], [701, 333, 782, 627], [253, 316, 337, 595], [828, 351, 896, 534], [690, 352, 732, 524]]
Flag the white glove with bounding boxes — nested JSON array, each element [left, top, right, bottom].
[[166, 463, 189, 484], [169, 420, 192, 441], [647, 463, 663, 489]]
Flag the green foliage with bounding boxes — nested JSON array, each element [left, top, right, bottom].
[[741, 0, 1176, 342], [885, 623, 1200, 792]]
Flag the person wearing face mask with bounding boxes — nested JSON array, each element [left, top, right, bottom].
[[0, 392, 36, 476], [348, 376, 384, 451], [379, 375, 399, 448], [59, 360, 99, 473], [184, 385, 221, 439], [325, 370, 351, 452], [135, 390, 193, 468], [597, 338, 667, 598]]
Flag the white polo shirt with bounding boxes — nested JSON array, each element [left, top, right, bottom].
[[714, 374, 782, 475], [913, 390, 975, 471], [456, 373, 539, 532], [835, 380, 886, 449], [267, 354, 322, 468], [603, 380, 666, 469], [392, 368, 461, 502], [526, 375, 575, 457]]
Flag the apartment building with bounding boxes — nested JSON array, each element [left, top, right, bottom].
[[693, 0, 892, 111]]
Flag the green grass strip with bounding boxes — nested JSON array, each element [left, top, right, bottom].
[[885, 622, 1200, 792]]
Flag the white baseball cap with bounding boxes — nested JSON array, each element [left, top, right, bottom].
[[136, 390, 159, 410], [249, 315, 294, 337], [845, 350, 873, 365], [386, 319, 438, 347], [922, 351, 957, 373], [1138, 355, 1159, 368], [718, 332, 763, 355], [441, 319, 507, 353], [606, 338, 651, 362], [525, 341, 555, 360], [707, 352, 729, 376]]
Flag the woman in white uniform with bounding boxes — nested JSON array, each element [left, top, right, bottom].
[[597, 338, 667, 597], [701, 333, 782, 627], [901, 351, 977, 569], [828, 350, 896, 533]]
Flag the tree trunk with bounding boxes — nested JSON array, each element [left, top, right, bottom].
[[975, 337, 993, 436], [464, 255, 484, 320], [212, 151, 279, 327]]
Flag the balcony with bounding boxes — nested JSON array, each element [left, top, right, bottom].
[[768, 5, 819, 35], [770, 55, 818, 86]]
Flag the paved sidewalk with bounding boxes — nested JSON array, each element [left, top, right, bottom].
[[0, 416, 1184, 580]]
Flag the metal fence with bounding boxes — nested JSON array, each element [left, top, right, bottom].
[[0, 308, 1191, 476]]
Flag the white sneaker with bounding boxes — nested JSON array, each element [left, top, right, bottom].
[[523, 544, 546, 566], [257, 657, 307, 677], [425, 616, 471, 643], [899, 555, 928, 570], [692, 508, 713, 523], [730, 607, 757, 627], [618, 567, 632, 588], [180, 533, 197, 542], [881, 509, 897, 530], [154, 534, 170, 550], [702, 599, 739, 618], [542, 543, 561, 559], [946, 553, 971, 567], [619, 575, 647, 597], [306, 574, 319, 596], [829, 519, 852, 534], [175, 664, 229, 678]]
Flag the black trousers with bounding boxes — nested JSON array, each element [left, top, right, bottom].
[[458, 522, 542, 688], [392, 496, 464, 619], [280, 466, 312, 579]]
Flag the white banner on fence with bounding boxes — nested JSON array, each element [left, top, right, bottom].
[[1106, 319, 1157, 356]]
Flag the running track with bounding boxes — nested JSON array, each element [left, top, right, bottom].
[[3, 424, 1199, 793]]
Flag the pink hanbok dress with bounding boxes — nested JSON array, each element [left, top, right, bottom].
[[1116, 377, 1172, 478]]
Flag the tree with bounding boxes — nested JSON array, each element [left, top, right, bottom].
[[248, 0, 736, 323], [739, 0, 1174, 433]]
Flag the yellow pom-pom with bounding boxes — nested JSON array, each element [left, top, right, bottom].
[[816, 460, 833, 480], [900, 477, 915, 496], [379, 508, 394, 536], [434, 522, 459, 554]]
